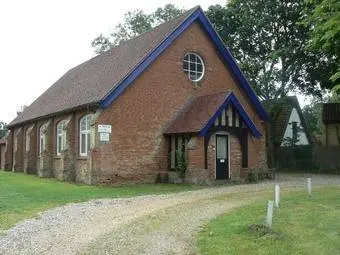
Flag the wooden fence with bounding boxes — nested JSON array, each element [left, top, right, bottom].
[[274, 145, 340, 174]]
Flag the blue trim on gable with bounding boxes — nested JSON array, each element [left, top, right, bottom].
[[100, 7, 270, 122], [196, 12, 269, 121], [198, 92, 262, 138], [100, 10, 200, 108]]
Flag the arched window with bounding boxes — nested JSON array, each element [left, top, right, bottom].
[[25, 130, 30, 152], [79, 114, 93, 156], [25, 126, 33, 152], [13, 129, 19, 153], [39, 124, 47, 154], [56, 120, 67, 155]]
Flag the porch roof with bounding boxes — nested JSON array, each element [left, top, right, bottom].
[[165, 91, 262, 138]]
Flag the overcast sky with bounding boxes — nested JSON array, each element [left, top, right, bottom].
[[0, 0, 308, 124]]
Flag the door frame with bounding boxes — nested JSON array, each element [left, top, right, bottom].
[[215, 133, 230, 180]]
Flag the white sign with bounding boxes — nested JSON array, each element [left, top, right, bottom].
[[100, 133, 110, 142], [98, 124, 112, 133]]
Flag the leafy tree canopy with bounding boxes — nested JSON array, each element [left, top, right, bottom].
[[305, 0, 340, 87], [92, 1, 339, 101], [330, 84, 340, 102], [302, 99, 323, 136], [206, 1, 329, 100], [0, 122, 7, 139], [91, 4, 185, 54]]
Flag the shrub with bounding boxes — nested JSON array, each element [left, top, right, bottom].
[[246, 172, 258, 183], [175, 149, 187, 178]]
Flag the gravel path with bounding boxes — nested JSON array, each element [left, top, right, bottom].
[[1, 173, 339, 255]]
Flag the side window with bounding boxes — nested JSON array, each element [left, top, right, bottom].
[[39, 124, 47, 154], [25, 130, 30, 152], [13, 132, 18, 152], [56, 120, 67, 155], [79, 114, 93, 156]]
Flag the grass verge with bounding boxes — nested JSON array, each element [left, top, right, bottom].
[[197, 186, 340, 255], [0, 171, 200, 230]]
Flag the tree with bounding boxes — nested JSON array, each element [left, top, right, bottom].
[[302, 99, 323, 136], [0, 122, 7, 139], [330, 85, 340, 102], [206, 1, 326, 100], [305, 0, 340, 87], [281, 123, 304, 147], [91, 4, 185, 54], [152, 4, 185, 25]]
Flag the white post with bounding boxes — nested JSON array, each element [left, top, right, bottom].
[[275, 184, 280, 208], [266, 200, 274, 228], [307, 178, 312, 195]]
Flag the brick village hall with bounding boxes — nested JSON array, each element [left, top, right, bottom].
[[5, 6, 270, 184]]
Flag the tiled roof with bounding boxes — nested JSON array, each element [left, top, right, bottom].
[[9, 7, 198, 127], [323, 103, 340, 124], [165, 92, 229, 134], [165, 91, 262, 138], [263, 96, 311, 145]]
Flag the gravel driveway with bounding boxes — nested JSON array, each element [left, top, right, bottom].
[[1, 173, 339, 255]]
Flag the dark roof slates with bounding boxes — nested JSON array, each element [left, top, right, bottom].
[[323, 103, 340, 124]]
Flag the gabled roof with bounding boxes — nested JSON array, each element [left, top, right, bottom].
[[165, 92, 262, 138], [9, 6, 269, 127], [263, 96, 311, 145], [9, 8, 197, 127], [323, 103, 340, 124]]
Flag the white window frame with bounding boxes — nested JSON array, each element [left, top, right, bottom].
[[25, 130, 30, 152], [13, 134, 18, 153], [79, 114, 93, 156], [214, 133, 231, 179], [56, 120, 67, 156], [183, 52, 205, 82], [39, 124, 46, 155]]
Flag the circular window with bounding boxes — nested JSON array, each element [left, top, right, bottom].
[[183, 52, 205, 82]]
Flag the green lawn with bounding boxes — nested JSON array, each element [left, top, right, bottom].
[[198, 186, 340, 255], [0, 171, 199, 230]]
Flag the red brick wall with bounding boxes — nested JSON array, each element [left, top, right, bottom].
[[93, 21, 267, 184], [23, 124, 37, 174], [6, 109, 97, 183], [36, 110, 95, 183], [0, 143, 6, 169], [6, 21, 267, 183], [5, 131, 13, 170], [185, 133, 242, 183], [53, 114, 77, 181], [185, 136, 213, 183], [36, 120, 53, 177], [74, 110, 97, 184], [13, 127, 24, 172]]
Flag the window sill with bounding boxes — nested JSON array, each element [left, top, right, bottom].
[[77, 156, 90, 160]]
